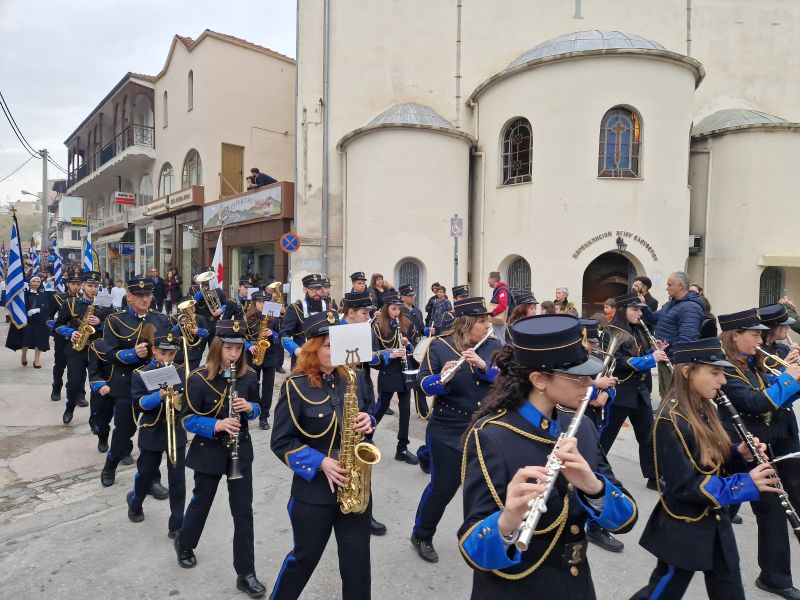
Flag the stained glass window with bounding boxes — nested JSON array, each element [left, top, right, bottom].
[[598, 107, 641, 178], [502, 118, 532, 185]]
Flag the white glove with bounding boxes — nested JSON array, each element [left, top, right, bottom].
[[27, 308, 39, 316]]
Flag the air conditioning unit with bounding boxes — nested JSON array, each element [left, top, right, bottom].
[[688, 234, 703, 255]]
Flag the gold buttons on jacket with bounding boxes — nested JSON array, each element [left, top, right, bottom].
[[570, 525, 580, 535], [567, 483, 575, 492], [570, 566, 579, 577]]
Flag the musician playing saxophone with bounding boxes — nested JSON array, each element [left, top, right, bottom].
[[270, 311, 375, 600], [718, 307, 800, 598], [54, 270, 111, 425], [175, 320, 265, 598], [411, 297, 501, 563], [632, 338, 780, 600], [458, 315, 636, 600], [126, 331, 187, 540], [244, 291, 281, 430]]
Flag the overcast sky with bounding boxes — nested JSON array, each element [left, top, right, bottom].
[[0, 0, 296, 204]]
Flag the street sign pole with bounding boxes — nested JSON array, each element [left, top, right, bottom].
[[40, 149, 48, 247], [450, 213, 463, 287]]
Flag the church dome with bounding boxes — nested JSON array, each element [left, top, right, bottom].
[[691, 108, 788, 138], [507, 30, 665, 69], [367, 103, 455, 129]]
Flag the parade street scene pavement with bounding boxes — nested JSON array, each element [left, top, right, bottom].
[[0, 325, 795, 600]]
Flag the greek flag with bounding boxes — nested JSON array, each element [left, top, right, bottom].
[[7, 216, 27, 328], [29, 241, 39, 275], [83, 221, 93, 272], [0, 241, 6, 280], [52, 238, 64, 291]]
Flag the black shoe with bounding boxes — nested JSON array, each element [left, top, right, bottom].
[[100, 465, 116, 487], [586, 527, 624, 553], [756, 578, 800, 599], [168, 530, 178, 540], [97, 440, 109, 454], [236, 573, 266, 598], [385, 407, 395, 416], [370, 517, 387, 536], [149, 481, 169, 500], [395, 449, 419, 465], [174, 537, 197, 569], [62, 409, 73, 424], [50, 390, 61, 401], [126, 491, 144, 523], [121, 453, 135, 466], [76, 396, 89, 408], [259, 419, 270, 431], [276, 366, 285, 374], [731, 514, 743, 524], [646, 478, 658, 491], [410, 535, 438, 563]]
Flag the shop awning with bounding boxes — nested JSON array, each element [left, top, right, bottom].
[[758, 250, 800, 268], [94, 230, 127, 245]]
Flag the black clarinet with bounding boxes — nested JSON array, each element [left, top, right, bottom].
[[713, 390, 800, 544], [225, 361, 244, 480]]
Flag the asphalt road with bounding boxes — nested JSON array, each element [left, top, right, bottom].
[[0, 324, 797, 599]]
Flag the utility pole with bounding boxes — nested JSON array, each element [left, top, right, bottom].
[[40, 149, 48, 249]]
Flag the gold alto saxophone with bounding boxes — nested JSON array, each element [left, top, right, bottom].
[[337, 366, 381, 514], [72, 303, 96, 352], [251, 315, 272, 367]]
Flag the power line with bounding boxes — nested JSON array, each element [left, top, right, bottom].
[[0, 155, 35, 183]]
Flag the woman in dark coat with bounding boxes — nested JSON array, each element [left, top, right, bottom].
[[164, 271, 180, 315], [5, 275, 51, 367]]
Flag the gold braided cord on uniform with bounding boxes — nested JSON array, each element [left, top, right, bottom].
[[460, 410, 507, 485], [472, 426, 504, 509], [183, 369, 225, 417], [372, 322, 397, 350], [288, 377, 331, 405], [106, 315, 144, 340], [652, 413, 718, 523], [284, 379, 337, 440], [668, 406, 719, 476], [489, 421, 556, 445]]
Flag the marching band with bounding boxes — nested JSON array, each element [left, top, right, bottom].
[[9, 264, 800, 600]]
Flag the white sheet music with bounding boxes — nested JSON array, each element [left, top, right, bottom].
[[262, 301, 282, 317], [93, 293, 113, 308], [139, 364, 182, 391], [329, 322, 372, 366], [246, 287, 260, 299]]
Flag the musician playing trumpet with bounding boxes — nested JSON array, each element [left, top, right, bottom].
[[458, 315, 636, 599], [411, 297, 501, 563], [244, 291, 282, 430], [632, 338, 781, 600], [126, 331, 187, 540], [718, 307, 800, 598]]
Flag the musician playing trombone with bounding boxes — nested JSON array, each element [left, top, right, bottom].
[[411, 297, 501, 563], [458, 315, 636, 599], [718, 307, 800, 599], [126, 330, 187, 541], [632, 338, 781, 600]]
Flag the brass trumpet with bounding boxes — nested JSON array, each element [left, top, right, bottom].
[[756, 346, 794, 376]]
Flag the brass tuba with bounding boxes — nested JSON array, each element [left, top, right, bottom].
[[337, 366, 381, 514], [194, 270, 222, 313], [177, 298, 198, 341], [266, 281, 284, 306]]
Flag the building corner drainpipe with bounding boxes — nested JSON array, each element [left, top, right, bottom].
[[321, 0, 330, 277], [291, 0, 300, 293]]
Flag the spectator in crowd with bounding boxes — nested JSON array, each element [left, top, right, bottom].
[[699, 296, 718, 339], [110, 279, 126, 309], [149, 267, 165, 312], [247, 167, 278, 189], [641, 271, 705, 395], [424, 282, 441, 328], [428, 285, 452, 334], [487, 271, 510, 343], [688, 283, 705, 296], [553, 301, 566, 314], [539, 300, 556, 314], [554, 286, 577, 313], [369, 273, 394, 310], [102, 271, 112, 290], [168, 266, 183, 298], [603, 298, 616, 323], [633, 276, 659, 310], [164, 270, 180, 315]]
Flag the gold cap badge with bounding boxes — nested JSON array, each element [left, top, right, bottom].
[[232, 321, 241, 332], [326, 311, 336, 324]]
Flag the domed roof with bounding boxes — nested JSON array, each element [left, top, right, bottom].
[[367, 103, 455, 129], [692, 108, 788, 138], [507, 30, 665, 69]]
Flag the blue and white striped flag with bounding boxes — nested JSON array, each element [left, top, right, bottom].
[[52, 238, 64, 291], [0, 241, 6, 280], [29, 241, 39, 275], [82, 221, 93, 272], [7, 216, 27, 329]]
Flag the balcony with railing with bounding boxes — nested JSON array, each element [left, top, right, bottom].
[[67, 123, 155, 188]]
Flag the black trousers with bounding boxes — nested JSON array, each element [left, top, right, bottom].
[[413, 426, 461, 541], [254, 365, 276, 419], [271, 498, 371, 600], [374, 390, 411, 451], [64, 350, 88, 411], [179, 465, 255, 576], [599, 396, 655, 479], [131, 447, 186, 532], [106, 394, 137, 468], [52, 337, 67, 392], [630, 535, 744, 600], [89, 390, 114, 442]]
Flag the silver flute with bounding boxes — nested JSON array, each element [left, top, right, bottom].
[[514, 386, 593, 551]]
